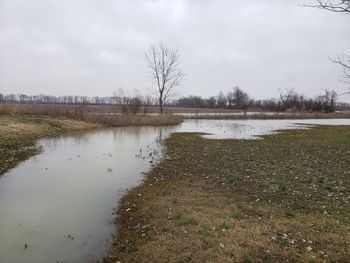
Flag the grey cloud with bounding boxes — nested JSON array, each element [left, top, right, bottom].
[[0, 0, 349, 101]]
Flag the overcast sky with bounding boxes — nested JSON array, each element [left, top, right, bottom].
[[0, 0, 349, 101]]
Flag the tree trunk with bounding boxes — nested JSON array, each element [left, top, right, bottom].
[[159, 98, 163, 114]]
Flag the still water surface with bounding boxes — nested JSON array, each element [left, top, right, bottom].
[[1, 119, 349, 263]]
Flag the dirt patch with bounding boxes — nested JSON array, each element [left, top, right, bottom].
[[105, 126, 350, 263]]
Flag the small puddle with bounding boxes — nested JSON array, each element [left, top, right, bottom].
[[0, 118, 349, 263]]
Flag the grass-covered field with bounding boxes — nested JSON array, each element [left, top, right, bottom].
[[0, 116, 100, 175], [106, 125, 350, 263]]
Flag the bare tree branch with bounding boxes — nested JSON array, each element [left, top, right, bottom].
[[329, 53, 350, 87], [330, 53, 350, 74], [306, 0, 350, 13], [306, 0, 350, 94]]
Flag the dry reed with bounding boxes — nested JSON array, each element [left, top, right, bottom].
[[0, 104, 183, 126]]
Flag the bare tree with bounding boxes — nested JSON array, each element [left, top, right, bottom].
[[226, 91, 234, 108], [229, 86, 249, 109], [279, 88, 305, 111], [145, 42, 184, 113], [216, 91, 227, 108], [206, 96, 217, 108], [315, 89, 338, 112], [129, 97, 143, 115]]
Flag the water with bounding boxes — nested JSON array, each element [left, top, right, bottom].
[[1, 119, 349, 263], [0, 127, 165, 263], [173, 111, 277, 116], [175, 118, 350, 139]]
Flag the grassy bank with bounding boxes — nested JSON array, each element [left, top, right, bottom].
[[105, 126, 350, 263], [0, 116, 100, 176]]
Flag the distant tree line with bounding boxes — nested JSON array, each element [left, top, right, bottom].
[[0, 92, 156, 114], [0, 87, 348, 112], [173, 87, 346, 112], [0, 93, 145, 105]]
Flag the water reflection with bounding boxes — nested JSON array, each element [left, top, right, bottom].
[[0, 126, 167, 263]]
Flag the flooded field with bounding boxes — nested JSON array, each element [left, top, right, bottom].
[[176, 118, 350, 139], [1, 119, 350, 263]]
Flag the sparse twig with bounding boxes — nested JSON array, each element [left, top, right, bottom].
[[305, 0, 350, 13]]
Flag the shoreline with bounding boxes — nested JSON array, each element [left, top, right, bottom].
[[105, 126, 350, 262], [0, 115, 102, 176]]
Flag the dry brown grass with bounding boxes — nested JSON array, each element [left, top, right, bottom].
[[0, 103, 239, 115], [111, 181, 348, 262], [0, 104, 183, 126], [162, 107, 247, 114], [1, 104, 348, 125], [89, 113, 183, 126], [105, 127, 350, 263]]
